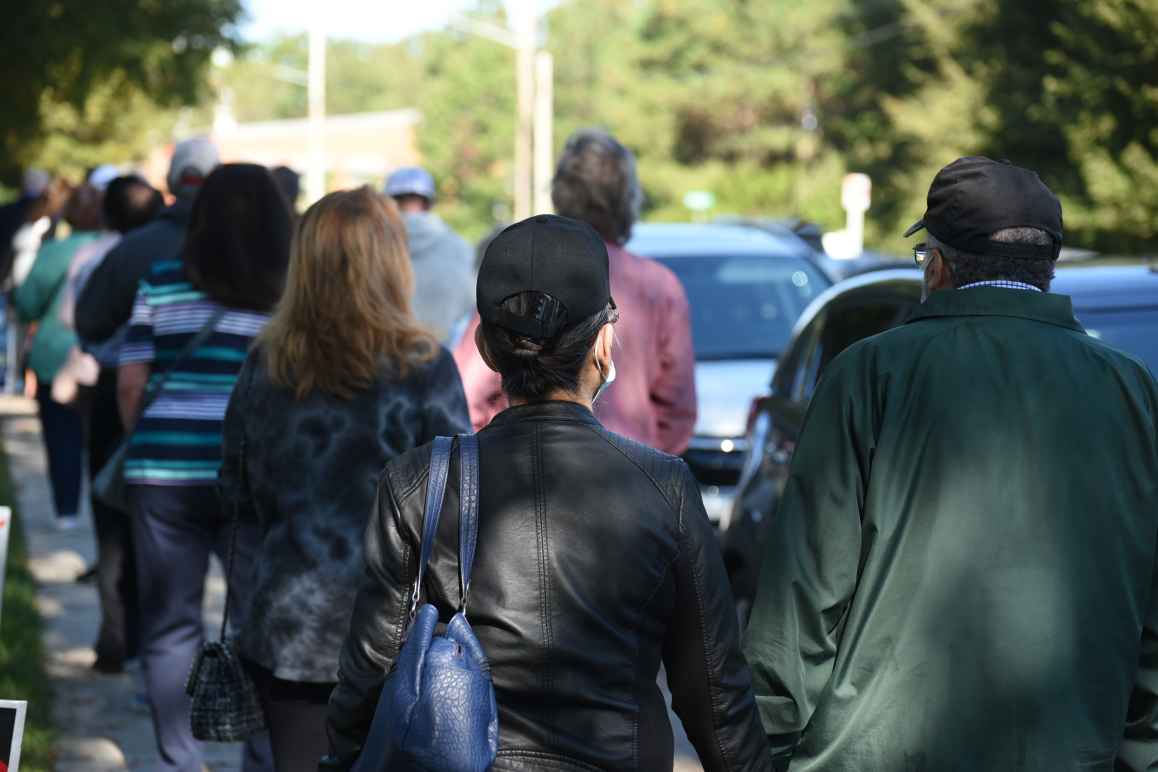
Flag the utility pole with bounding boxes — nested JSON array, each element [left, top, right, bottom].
[[454, 3, 551, 220], [512, 0, 536, 221], [532, 50, 554, 215], [306, 22, 327, 206]]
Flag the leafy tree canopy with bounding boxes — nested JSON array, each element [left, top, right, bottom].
[[9, 0, 1154, 252], [0, 0, 243, 182]]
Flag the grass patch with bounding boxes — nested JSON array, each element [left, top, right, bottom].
[[0, 448, 55, 771]]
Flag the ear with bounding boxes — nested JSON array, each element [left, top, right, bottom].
[[929, 250, 955, 291], [474, 325, 499, 373], [594, 323, 615, 370]]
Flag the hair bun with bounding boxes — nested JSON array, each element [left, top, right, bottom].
[[510, 336, 547, 359]]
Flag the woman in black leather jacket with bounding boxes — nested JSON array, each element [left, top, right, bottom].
[[325, 215, 770, 771]]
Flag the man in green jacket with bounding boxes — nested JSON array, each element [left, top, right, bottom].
[[744, 156, 1158, 771]]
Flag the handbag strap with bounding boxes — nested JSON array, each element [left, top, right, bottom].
[[138, 307, 227, 419], [217, 431, 246, 642], [409, 436, 454, 624], [408, 433, 481, 622], [215, 336, 254, 643]]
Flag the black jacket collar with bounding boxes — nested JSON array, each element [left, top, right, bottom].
[[488, 400, 602, 429]]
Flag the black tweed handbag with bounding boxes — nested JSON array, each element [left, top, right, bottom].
[[185, 436, 265, 742]]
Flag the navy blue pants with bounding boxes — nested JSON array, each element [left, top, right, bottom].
[[130, 484, 273, 772], [35, 384, 83, 519]]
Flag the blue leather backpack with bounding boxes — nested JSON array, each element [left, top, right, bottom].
[[352, 434, 499, 772]]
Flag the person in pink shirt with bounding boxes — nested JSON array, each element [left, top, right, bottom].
[[454, 129, 697, 454]]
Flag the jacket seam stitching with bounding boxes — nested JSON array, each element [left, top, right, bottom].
[[384, 475, 414, 655], [533, 422, 555, 697], [635, 549, 679, 770], [685, 506, 734, 771], [495, 748, 604, 771], [578, 424, 681, 513]]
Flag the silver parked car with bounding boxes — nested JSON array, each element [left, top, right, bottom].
[[625, 222, 830, 523]]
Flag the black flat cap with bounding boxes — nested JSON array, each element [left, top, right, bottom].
[[477, 214, 612, 340], [904, 156, 1063, 260]]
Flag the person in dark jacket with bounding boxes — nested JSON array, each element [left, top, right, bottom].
[[66, 175, 164, 673], [324, 215, 769, 772], [743, 157, 1158, 771], [74, 136, 219, 344], [219, 187, 469, 772]]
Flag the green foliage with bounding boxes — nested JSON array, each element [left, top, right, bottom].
[[0, 0, 243, 182], [0, 452, 55, 771], [14, 0, 1153, 252]]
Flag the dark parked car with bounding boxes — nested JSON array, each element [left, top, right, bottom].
[[724, 263, 1158, 620], [625, 222, 831, 523]]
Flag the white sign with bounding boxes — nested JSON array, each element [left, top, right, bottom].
[[0, 700, 27, 772], [683, 190, 716, 212], [841, 173, 872, 213], [0, 507, 10, 625]]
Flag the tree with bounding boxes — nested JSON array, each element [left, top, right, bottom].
[[0, 0, 243, 182]]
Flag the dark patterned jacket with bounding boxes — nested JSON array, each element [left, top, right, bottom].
[[220, 346, 470, 683]]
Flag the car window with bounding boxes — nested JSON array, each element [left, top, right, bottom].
[[1079, 307, 1158, 372], [654, 255, 828, 360], [789, 299, 912, 401], [815, 301, 912, 376], [772, 308, 823, 399]]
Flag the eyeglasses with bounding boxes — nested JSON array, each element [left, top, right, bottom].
[[912, 242, 933, 267]]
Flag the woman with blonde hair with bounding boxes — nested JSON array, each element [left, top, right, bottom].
[[220, 186, 469, 771]]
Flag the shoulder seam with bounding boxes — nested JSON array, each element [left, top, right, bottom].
[[577, 424, 682, 515]]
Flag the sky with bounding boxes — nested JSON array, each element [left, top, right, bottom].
[[241, 0, 494, 43]]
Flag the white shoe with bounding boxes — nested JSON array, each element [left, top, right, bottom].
[[55, 515, 80, 531]]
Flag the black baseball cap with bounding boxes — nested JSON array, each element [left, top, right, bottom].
[[904, 156, 1063, 260], [477, 214, 612, 340]]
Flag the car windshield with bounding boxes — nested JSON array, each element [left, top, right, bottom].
[[655, 255, 828, 360], [1079, 307, 1158, 372]]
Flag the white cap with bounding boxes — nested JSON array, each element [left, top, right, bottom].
[[167, 137, 220, 199]]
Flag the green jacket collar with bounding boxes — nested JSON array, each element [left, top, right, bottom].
[[905, 287, 1085, 333]]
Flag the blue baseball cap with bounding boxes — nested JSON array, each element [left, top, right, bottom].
[[384, 167, 436, 200]]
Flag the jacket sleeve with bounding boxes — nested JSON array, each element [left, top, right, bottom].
[[1118, 380, 1158, 770], [218, 354, 258, 525], [420, 348, 472, 442], [742, 352, 871, 762], [11, 245, 62, 322], [1119, 559, 1158, 770], [323, 472, 416, 770], [664, 463, 772, 772], [74, 238, 139, 343], [650, 266, 698, 455], [451, 314, 508, 432]]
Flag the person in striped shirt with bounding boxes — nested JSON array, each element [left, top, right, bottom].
[[117, 163, 291, 772]]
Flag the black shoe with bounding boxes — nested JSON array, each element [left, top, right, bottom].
[[76, 564, 98, 583]]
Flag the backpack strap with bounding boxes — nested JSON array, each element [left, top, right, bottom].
[[409, 436, 454, 624], [457, 433, 480, 614]]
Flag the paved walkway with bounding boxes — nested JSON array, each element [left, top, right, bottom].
[[1, 396, 244, 771], [2, 394, 703, 771]]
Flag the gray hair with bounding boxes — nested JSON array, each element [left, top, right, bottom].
[[930, 227, 1057, 290], [551, 129, 643, 244]]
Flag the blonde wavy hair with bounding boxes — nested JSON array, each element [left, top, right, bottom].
[[259, 186, 438, 399]]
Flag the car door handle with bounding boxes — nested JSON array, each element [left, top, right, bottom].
[[769, 448, 792, 465]]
